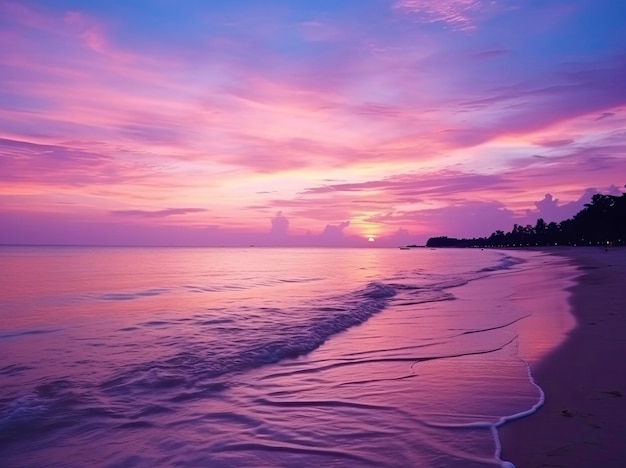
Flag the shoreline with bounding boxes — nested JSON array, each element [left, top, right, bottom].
[[499, 247, 626, 467], [301, 248, 579, 466]]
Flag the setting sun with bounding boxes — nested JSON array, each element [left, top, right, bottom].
[[368, 237, 375, 242]]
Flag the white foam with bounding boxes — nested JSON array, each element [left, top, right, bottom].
[[492, 347, 545, 468], [403, 337, 545, 468]]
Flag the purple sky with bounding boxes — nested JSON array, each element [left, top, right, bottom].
[[1, 0, 625, 246]]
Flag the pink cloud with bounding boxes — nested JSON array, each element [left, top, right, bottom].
[[595, 112, 615, 121], [0, 137, 122, 186], [529, 192, 591, 224], [0, 1, 56, 33], [367, 201, 515, 239], [393, 0, 490, 30], [533, 138, 575, 148], [110, 208, 208, 218], [63, 11, 112, 57], [471, 49, 511, 60], [301, 171, 511, 198], [298, 21, 339, 42], [266, 201, 355, 225], [270, 211, 289, 237], [521, 185, 625, 225], [322, 220, 350, 237], [453, 57, 626, 143]]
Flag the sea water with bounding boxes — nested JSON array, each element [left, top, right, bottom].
[[0, 247, 574, 467]]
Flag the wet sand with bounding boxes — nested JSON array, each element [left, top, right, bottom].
[[500, 247, 626, 467]]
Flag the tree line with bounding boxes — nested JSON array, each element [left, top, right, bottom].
[[426, 191, 626, 248]]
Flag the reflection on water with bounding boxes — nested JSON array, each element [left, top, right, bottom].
[[0, 247, 575, 467]]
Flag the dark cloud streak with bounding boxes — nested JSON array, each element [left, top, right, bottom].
[[110, 208, 207, 218]]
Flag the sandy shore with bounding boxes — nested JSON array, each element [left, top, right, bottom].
[[500, 247, 626, 467]]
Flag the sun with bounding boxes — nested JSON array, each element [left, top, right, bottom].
[[368, 237, 375, 242]]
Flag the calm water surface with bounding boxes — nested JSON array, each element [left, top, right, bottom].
[[0, 247, 573, 467]]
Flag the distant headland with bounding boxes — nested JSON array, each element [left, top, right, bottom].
[[426, 191, 626, 248]]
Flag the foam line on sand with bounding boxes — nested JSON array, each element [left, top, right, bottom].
[[499, 247, 626, 468]]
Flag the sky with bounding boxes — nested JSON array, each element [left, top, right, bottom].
[[1, 0, 625, 247]]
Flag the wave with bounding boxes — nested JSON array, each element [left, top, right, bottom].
[[92, 277, 325, 301], [0, 380, 115, 445], [478, 254, 526, 273], [0, 282, 399, 439], [0, 329, 59, 340], [97, 282, 396, 396], [96, 288, 170, 301]]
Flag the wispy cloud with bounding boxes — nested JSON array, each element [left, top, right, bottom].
[[298, 21, 339, 42], [533, 138, 575, 148], [595, 112, 615, 121], [111, 208, 208, 218], [472, 49, 511, 60], [393, 0, 491, 30], [301, 171, 510, 197]]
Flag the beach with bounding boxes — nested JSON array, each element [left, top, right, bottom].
[[500, 247, 626, 467]]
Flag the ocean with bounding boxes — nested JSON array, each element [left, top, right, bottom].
[[0, 246, 575, 467]]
